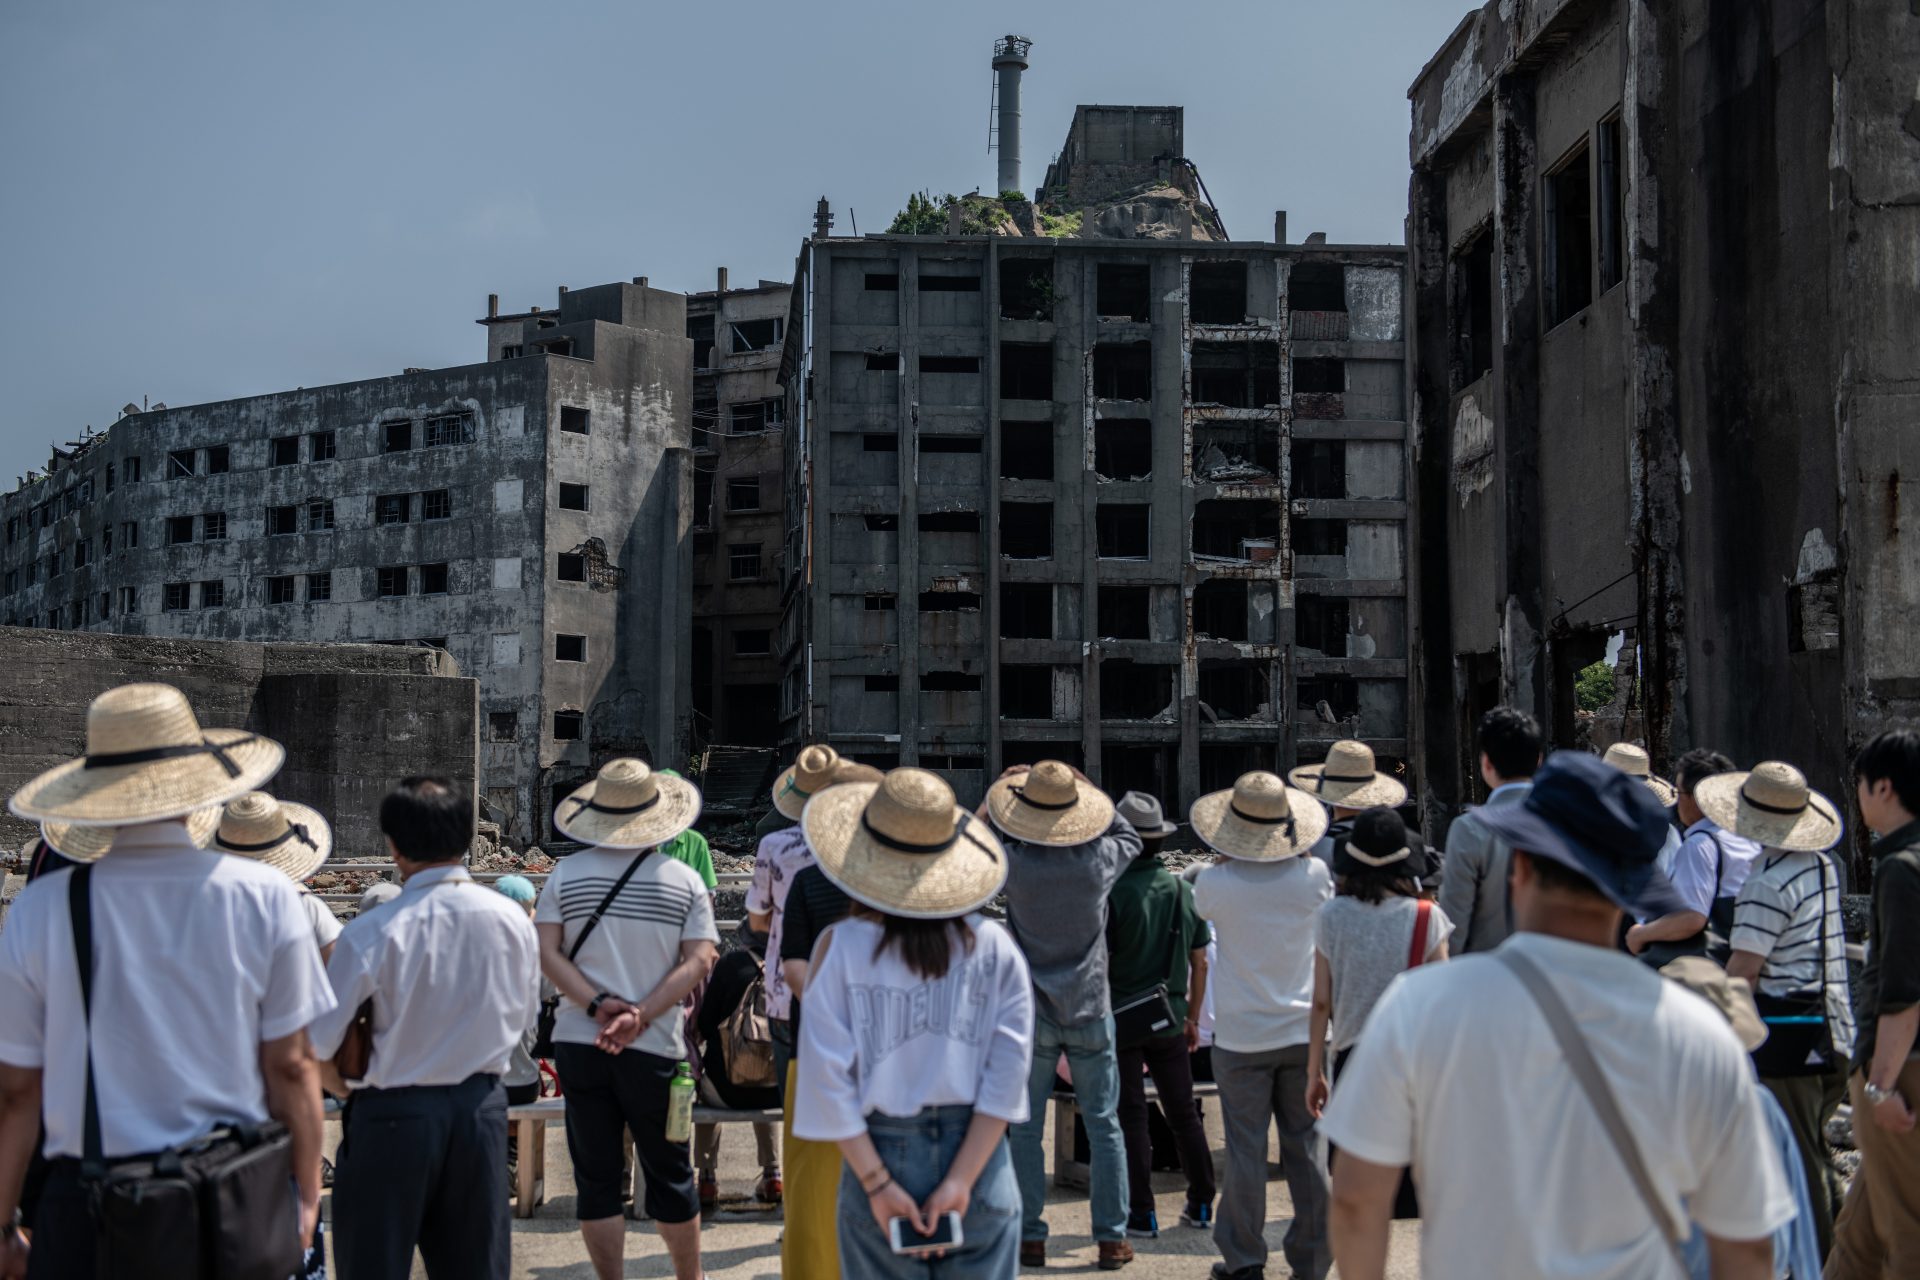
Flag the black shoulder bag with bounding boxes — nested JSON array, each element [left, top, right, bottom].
[[1112, 881, 1188, 1049], [69, 865, 305, 1280], [1750, 854, 1841, 1078], [531, 849, 651, 1057]]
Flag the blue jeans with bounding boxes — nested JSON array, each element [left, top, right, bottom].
[[1009, 1010, 1128, 1244], [836, 1105, 1020, 1280]]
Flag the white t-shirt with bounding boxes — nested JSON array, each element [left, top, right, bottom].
[[534, 845, 718, 1060], [1319, 933, 1796, 1280], [0, 823, 336, 1158], [1315, 896, 1453, 1053], [793, 915, 1034, 1141], [1729, 848, 1856, 1061], [300, 890, 343, 951], [1192, 855, 1332, 1053]]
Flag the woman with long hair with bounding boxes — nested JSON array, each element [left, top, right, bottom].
[[792, 768, 1035, 1278]]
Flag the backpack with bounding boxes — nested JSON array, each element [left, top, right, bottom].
[[719, 969, 778, 1090]]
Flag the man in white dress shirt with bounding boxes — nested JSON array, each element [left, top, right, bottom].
[[309, 776, 539, 1280]]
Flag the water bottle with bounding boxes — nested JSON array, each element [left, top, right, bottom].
[[666, 1061, 696, 1143]]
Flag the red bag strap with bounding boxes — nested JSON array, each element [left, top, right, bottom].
[[1407, 899, 1433, 969]]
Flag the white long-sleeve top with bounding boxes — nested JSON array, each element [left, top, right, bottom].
[[793, 914, 1035, 1142]]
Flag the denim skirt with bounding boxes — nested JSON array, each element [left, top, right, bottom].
[[836, 1104, 1020, 1279]]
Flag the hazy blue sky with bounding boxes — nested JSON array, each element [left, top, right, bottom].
[[0, 0, 1467, 482]]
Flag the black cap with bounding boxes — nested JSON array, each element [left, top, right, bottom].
[[1332, 806, 1432, 880]]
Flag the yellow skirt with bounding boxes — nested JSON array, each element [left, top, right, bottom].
[[782, 1068, 843, 1277]]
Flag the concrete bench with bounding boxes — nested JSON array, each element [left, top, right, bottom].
[[1051, 1079, 1221, 1190], [508, 1096, 781, 1218]]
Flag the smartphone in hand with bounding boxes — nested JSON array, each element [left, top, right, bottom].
[[889, 1211, 964, 1256]]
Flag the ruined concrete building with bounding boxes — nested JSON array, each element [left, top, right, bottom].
[[777, 105, 1409, 811], [0, 281, 693, 843], [1406, 1, 1919, 849], [686, 271, 792, 749]]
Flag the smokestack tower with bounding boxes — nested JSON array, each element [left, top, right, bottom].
[[991, 36, 1033, 196]]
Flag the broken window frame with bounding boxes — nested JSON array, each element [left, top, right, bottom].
[[423, 412, 476, 448], [382, 420, 413, 453], [168, 449, 196, 479], [1544, 138, 1595, 327], [306, 498, 335, 532], [267, 575, 297, 606], [729, 317, 784, 354], [201, 512, 226, 541], [199, 579, 225, 609], [1596, 115, 1625, 293], [376, 566, 410, 598], [729, 543, 763, 581], [421, 489, 452, 521], [205, 446, 230, 475], [726, 477, 761, 512], [306, 572, 332, 603], [552, 709, 584, 741], [309, 430, 337, 461], [375, 494, 412, 526]]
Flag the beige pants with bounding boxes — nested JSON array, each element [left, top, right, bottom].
[[1826, 1062, 1920, 1279]]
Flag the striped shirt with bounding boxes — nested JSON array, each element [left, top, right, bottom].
[[534, 846, 718, 1059], [1729, 848, 1856, 1060]]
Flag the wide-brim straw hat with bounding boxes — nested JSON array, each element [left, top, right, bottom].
[[1661, 956, 1769, 1052], [42, 806, 221, 864], [1695, 761, 1843, 852], [553, 758, 702, 849], [9, 683, 285, 827], [984, 760, 1116, 846], [773, 744, 846, 822], [211, 792, 334, 882], [1190, 771, 1331, 862], [1601, 742, 1678, 806], [803, 767, 1008, 919], [1288, 740, 1407, 809]]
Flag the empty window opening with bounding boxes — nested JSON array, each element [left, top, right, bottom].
[[1198, 662, 1272, 721], [1000, 666, 1055, 718], [1000, 421, 1053, 479], [1193, 422, 1280, 482], [422, 489, 452, 520], [1201, 743, 1276, 793], [101, 527, 111, 556], [921, 671, 982, 692], [863, 434, 900, 451], [307, 498, 334, 531], [310, 430, 337, 461], [1292, 357, 1345, 420], [1458, 229, 1495, 384], [920, 435, 981, 454], [865, 352, 901, 372], [1192, 579, 1250, 640], [865, 593, 897, 611], [199, 580, 225, 609], [489, 712, 517, 742], [1096, 504, 1150, 559], [201, 512, 226, 540], [1100, 660, 1175, 720], [865, 272, 900, 291], [1095, 263, 1151, 321], [727, 477, 761, 511], [1001, 583, 1053, 639], [1190, 260, 1250, 324], [920, 355, 980, 375], [1000, 503, 1052, 559], [918, 511, 980, 533], [205, 446, 230, 474], [734, 629, 772, 656], [729, 543, 763, 580], [105, 464, 115, 493], [1004, 741, 1082, 771], [557, 553, 587, 582], [168, 449, 196, 478], [167, 515, 194, 545], [1093, 343, 1152, 401], [538, 338, 575, 358], [268, 576, 297, 605], [1097, 585, 1151, 639], [1289, 261, 1347, 313], [918, 590, 982, 612], [1296, 595, 1352, 656], [555, 633, 587, 662], [128, 457, 141, 482], [553, 710, 584, 741], [306, 573, 332, 602], [558, 483, 590, 511], [1000, 343, 1053, 400], [1000, 258, 1054, 320], [919, 273, 981, 292], [72, 539, 91, 568], [1291, 440, 1346, 499], [1191, 342, 1280, 407], [560, 406, 590, 435], [730, 399, 784, 433], [264, 505, 297, 537], [383, 420, 413, 453], [1597, 118, 1624, 292], [377, 566, 410, 597], [419, 563, 449, 594], [864, 674, 901, 693], [864, 514, 899, 532], [1291, 517, 1347, 559], [692, 471, 714, 527], [688, 315, 715, 368], [500, 344, 524, 359], [1193, 498, 1282, 561], [1546, 140, 1594, 326], [1297, 675, 1360, 724], [271, 436, 300, 466], [731, 318, 783, 353], [1094, 420, 1152, 480], [163, 583, 190, 611], [376, 494, 412, 525]]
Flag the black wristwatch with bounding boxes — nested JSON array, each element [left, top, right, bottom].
[[586, 992, 615, 1018]]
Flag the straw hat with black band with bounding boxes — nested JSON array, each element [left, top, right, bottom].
[[1601, 742, 1678, 806], [1189, 771, 1330, 862], [772, 744, 847, 822], [1331, 806, 1433, 881], [1694, 761, 1843, 853], [9, 683, 285, 828], [42, 807, 221, 864], [984, 760, 1116, 847], [1288, 740, 1407, 810], [553, 758, 702, 849], [211, 791, 334, 883], [803, 767, 1008, 918]]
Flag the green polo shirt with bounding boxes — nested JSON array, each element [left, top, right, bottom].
[[659, 827, 717, 890], [1106, 855, 1209, 1031]]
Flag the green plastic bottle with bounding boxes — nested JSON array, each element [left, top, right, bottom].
[[666, 1062, 696, 1143]]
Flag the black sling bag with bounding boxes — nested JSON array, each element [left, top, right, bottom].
[[531, 849, 652, 1056], [70, 864, 305, 1280]]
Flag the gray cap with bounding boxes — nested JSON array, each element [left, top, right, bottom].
[[356, 879, 402, 914], [1115, 790, 1178, 838]]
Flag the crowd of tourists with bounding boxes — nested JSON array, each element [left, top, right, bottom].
[[0, 681, 1916, 1280]]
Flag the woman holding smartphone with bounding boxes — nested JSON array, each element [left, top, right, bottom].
[[792, 767, 1036, 1278]]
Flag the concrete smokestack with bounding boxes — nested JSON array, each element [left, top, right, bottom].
[[992, 36, 1032, 196]]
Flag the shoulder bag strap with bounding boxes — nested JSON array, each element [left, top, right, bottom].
[[567, 849, 651, 964], [69, 864, 106, 1179], [1704, 831, 1726, 899], [1406, 899, 1433, 970], [1497, 948, 1690, 1273]]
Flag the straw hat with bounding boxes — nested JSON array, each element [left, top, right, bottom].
[[803, 768, 1008, 919], [772, 744, 847, 822], [1190, 771, 1331, 862], [1694, 761, 1843, 852], [42, 806, 221, 863], [1287, 740, 1407, 809], [8, 683, 285, 826], [984, 760, 1117, 847], [1601, 742, 1677, 805], [552, 758, 702, 849], [211, 791, 333, 882], [1660, 956, 1769, 1052]]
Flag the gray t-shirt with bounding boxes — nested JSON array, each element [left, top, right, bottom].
[[1314, 895, 1453, 1053], [1002, 817, 1142, 1028]]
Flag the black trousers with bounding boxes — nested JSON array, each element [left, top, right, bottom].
[[332, 1073, 509, 1280], [23, 1159, 95, 1280], [1117, 1032, 1217, 1218]]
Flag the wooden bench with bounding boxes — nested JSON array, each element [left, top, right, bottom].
[[508, 1097, 782, 1218], [1051, 1080, 1221, 1190]]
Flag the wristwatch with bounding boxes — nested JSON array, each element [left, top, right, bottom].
[[1865, 1081, 1900, 1108], [586, 992, 614, 1018]]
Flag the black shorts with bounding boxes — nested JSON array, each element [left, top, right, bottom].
[[554, 1043, 698, 1223]]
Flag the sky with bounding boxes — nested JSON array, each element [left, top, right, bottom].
[[0, 0, 1468, 483]]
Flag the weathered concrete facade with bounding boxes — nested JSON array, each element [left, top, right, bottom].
[[1407, 1, 1920, 857], [687, 274, 791, 748], [780, 156, 1408, 810], [2, 281, 693, 841]]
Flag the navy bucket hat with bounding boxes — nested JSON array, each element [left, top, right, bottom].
[[1472, 750, 1687, 918]]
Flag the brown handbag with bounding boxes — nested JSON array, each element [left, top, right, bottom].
[[333, 1000, 375, 1081]]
